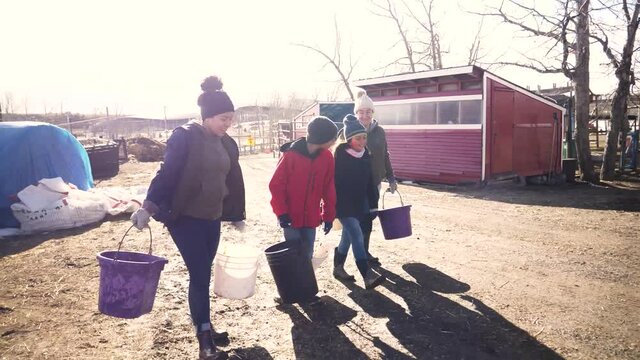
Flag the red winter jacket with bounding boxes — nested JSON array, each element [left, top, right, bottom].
[[269, 138, 336, 228]]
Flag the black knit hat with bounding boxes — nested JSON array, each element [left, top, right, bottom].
[[197, 76, 235, 120], [343, 114, 366, 140], [306, 116, 338, 144]]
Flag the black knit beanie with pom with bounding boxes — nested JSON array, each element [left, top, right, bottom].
[[197, 76, 235, 120]]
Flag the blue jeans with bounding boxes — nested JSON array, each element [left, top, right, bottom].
[[283, 227, 316, 260], [167, 216, 221, 332], [337, 217, 367, 261]]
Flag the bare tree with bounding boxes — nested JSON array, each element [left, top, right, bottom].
[[575, 0, 594, 182], [4, 92, 14, 114], [591, 0, 640, 180], [371, 0, 417, 72], [405, 0, 444, 69], [474, 0, 597, 182], [468, 20, 485, 65], [286, 93, 308, 114], [293, 17, 357, 100]]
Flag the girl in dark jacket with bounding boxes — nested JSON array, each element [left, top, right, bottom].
[[130, 76, 244, 360], [333, 114, 385, 290]]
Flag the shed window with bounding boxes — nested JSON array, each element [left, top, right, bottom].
[[375, 103, 412, 125], [375, 99, 481, 126], [460, 100, 482, 124], [399, 87, 417, 95], [462, 81, 482, 90], [418, 85, 437, 93], [437, 101, 459, 124], [415, 102, 437, 124], [368, 90, 381, 97], [382, 88, 398, 96], [439, 83, 459, 92]]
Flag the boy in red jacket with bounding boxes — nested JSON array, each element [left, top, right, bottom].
[[269, 116, 338, 260]]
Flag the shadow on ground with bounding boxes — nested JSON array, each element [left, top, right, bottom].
[[228, 345, 274, 360], [403, 180, 640, 212], [339, 263, 564, 360], [0, 214, 129, 259], [277, 295, 370, 360]]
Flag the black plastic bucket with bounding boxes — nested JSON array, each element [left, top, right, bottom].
[[562, 158, 577, 183], [265, 241, 318, 304]]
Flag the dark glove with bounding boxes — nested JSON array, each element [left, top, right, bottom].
[[278, 213, 292, 228], [323, 221, 332, 235], [369, 210, 378, 221]]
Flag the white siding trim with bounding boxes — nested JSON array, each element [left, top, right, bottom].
[[354, 66, 476, 86], [481, 74, 488, 181], [375, 94, 482, 106], [384, 124, 482, 130]]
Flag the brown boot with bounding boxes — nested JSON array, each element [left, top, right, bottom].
[[196, 330, 227, 360]]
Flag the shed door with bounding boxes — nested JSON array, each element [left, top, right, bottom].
[[491, 87, 515, 175]]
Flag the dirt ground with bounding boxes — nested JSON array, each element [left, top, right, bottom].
[[1, 154, 639, 360]]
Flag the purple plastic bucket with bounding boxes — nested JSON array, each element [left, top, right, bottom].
[[96, 226, 168, 319], [378, 189, 412, 240]]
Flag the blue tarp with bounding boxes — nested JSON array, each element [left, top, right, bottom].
[[0, 122, 94, 228]]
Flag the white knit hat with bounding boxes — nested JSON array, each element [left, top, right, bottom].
[[354, 89, 374, 113]]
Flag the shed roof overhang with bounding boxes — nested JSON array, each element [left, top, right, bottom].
[[353, 65, 483, 89]]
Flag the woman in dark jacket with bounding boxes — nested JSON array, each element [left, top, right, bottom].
[[333, 114, 385, 290], [353, 90, 397, 266], [130, 76, 245, 360]]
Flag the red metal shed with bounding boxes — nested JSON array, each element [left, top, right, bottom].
[[353, 66, 565, 184]]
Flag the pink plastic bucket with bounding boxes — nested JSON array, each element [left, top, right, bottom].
[[377, 189, 412, 240], [97, 225, 168, 319]]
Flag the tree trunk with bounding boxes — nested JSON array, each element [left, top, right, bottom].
[[600, 77, 630, 179], [600, 2, 640, 180], [574, 0, 596, 182]]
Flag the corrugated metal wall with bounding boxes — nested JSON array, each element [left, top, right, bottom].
[[386, 129, 482, 184]]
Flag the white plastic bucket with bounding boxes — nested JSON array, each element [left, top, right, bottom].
[[213, 244, 261, 299], [311, 242, 331, 271]]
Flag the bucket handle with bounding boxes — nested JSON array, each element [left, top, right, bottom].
[[382, 188, 404, 209], [115, 224, 154, 260]]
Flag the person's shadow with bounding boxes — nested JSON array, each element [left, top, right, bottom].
[[227, 345, 274, 359], [342, 263, 563, 359], [276, 295, 369, 359]]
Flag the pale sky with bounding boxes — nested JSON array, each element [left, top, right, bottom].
[[0, 0, 620, 117]]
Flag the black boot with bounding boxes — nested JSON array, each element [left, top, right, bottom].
[[333, 248, 355, 281], [196, 330, 227, 360], [356, 260, 385, 290], [211, 328, 229, 342]]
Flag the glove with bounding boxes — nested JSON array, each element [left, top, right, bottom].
[[369, 209, 378, 221], [388, 181, 398, 194], [323, 221, 332, 235], [232, 220, 246, 232], [130, 208, 151, 230], [278, 214, 292, 228]]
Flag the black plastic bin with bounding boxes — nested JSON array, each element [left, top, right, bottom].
[[265, 241, 318, 304], [562, 158, 577, 183], [86, 143, 120, 179]]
